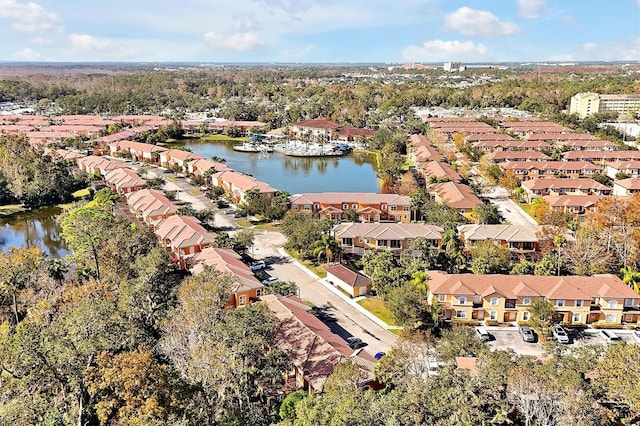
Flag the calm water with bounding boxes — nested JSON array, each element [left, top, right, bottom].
[[0, 207, 69, 258], [180, 139, 381, 194]]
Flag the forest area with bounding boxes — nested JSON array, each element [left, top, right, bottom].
[[1, 65, 638, 130]]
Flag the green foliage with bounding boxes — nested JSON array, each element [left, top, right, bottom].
[[279, 391, 306, 420], [473, 202, 502, 225], [281, 212, 332, 259], [238, 189, 290, 221], [511, 260, 535, 275], [470, 241, 511, 274], [420, 201, 467, 229], [0, 134, 87, 207], [262, 280, 299, 297]]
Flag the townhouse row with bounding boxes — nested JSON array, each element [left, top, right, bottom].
[[426, 270, 640, 326]]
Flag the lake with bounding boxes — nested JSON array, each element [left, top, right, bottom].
[[0, 207, 69, 258], [179, 139, 381, 194]]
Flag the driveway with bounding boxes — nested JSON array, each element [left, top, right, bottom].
[[480, 186, 538, 226], [252, 231, 398, 354]]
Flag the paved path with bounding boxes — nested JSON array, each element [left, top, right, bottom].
[[481, 186, 538, 226], [252, 230, 398, 354]]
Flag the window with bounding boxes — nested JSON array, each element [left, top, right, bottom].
[[605, 313, 616, 323], [407, 239, 413, 245], [390, 240, 401, 248], [381, 204, 386, 210], [342, 203, 348, 210], [575, 300, 583, 307], [292, 204, 298, 211], [522, 298, 531, 305], [556, 299, 565, 307], [377, 239, 387, 247], [490, 297, 499, 306], [313, 204, 319, 210], [352, 203, 357, 209], [458, 296, 467, 304], [591, 298, 597, 305], [624, 298, 635, 307], [489, 311, 498, 320], [239, 295, 247, 305], [608, 300, 618, 308], [522, 311, 530, 321], [365, 238, 370, 244], [455, 310, 467, 319], [303, 204, 310, 211], [256, 289, 262, 297], [390, 205, 397, 211], [403, 206, 410, 211], [342, 238, 353, 246], [572, 312, 581, 323], [522, 242, 534, 250], [509, 242, 519, 250], [437, 294, 446, 302]]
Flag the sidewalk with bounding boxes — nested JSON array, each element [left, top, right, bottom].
[[277, 247, 402, 332]]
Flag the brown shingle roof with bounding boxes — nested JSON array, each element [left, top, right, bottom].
[[325, 265, 372, 288]]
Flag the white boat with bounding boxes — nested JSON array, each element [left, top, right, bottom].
[[232, 143, 274, 153]]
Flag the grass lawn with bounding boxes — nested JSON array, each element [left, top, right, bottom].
[[253, 223, 281, 231], [72, 187, 90, 198], [388, 328, 403, 335], [302, 261, 327, 278], [202, 134, 247, 143], [167, 175, 177, 181], [0, 204, 27, 216], [516, 200, 535, 219], [357, 297, 397, 326], [188, 189, 202, 195]]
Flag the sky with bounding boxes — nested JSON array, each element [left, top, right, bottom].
[[0, 0, 638, 63]]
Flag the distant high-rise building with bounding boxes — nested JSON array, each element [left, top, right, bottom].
[[443, 61, 462, 72], [569, 92, 640, 118]]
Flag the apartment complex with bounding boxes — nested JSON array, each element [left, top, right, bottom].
[[426, 271, 640, 325], [569, 92, 640, 118]]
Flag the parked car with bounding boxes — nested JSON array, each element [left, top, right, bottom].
[[261, 276, 280, 285], [249, 260, 266, 271], [346, 337, 366, 349], [427, 358, 446, 377], [600, 329, 621, 343], [552, 325, 570, 343], [633, 327, 640, 343], [519, 325, 536, 343], [476, 328, 491, 342], [224, 208, 236, 215]]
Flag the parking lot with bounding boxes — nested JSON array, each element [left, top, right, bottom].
[[485, 328, 639, 355]]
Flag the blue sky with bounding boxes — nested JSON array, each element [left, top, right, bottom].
[[0, 0, 638, 63]]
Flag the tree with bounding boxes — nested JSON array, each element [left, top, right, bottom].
[[499, 170, 521, 192], [85, 349, 180, 425], [473, 202, 502, 224], [564, 222, 612, 276], [262, 280, 298, 297], [529, 298, 555, 335], [620, 265, 640, 293], [596, 343, 640, 415], [60, 204, 114, 280], [232, 229, 255, 254], [470, 241, 511, 274], [281, 213, 331, 259], [0, 247, 45, 323], [311, 233, 341, 263]]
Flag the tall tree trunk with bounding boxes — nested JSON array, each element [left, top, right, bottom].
[[12, 292, 19, 324]]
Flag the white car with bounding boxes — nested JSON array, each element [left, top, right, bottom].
[[249, 260, 266, 271], [600, 329, 621, 343], [632, 327, 640, 343], [261, 276, 280, 285], [552, 325, 570, 344]]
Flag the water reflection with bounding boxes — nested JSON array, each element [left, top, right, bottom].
[[180, 139, 380, 194], [0, 207, 69, 258]]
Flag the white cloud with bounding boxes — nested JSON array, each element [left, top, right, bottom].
[[232, 14, 260, 32], [0, 0, 61, 33], [445, 7, 520, 37], [203, 31, 266, 52], [575, 37, 640, 61], [12, 47, 41, 60], [29, 36, 56, 45], [402, 39, 491, 62], [517, 0, 546, 19], [67, 33, 139, 58]]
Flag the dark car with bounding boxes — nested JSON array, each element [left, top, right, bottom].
[[519, 325, 536, 343], [346, 337, 366, 349]]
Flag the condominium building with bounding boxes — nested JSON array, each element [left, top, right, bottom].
[[569, 92, 640, 118]]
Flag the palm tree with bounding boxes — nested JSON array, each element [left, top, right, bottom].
[[312, 233, 342, 264], [621, 265, 640, 294]]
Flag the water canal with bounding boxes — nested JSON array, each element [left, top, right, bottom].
[[179, 139, 381, 194], [0, 207, 69, 257]]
